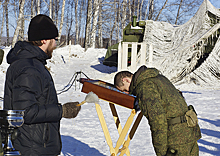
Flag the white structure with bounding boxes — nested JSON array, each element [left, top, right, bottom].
[[118, 0, 220, 88], [117, 42, 146, 73]]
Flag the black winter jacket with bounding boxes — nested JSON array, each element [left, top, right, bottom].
[[4, 41, 63, 155]]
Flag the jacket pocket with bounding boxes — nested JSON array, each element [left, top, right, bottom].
[[185, 105, 198, 128]]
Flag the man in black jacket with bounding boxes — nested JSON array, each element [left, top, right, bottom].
[[3, 14, 81, 155]]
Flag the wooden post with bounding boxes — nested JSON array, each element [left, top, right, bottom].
[[140, 43, 146, 66], [131, 43, 137, 72], [122, 43, 128, 70], [148, 44, 153, 67], [118, 42, 122, 71], [118, 42, 147, 72]]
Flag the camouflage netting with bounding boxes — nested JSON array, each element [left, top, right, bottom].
[[142, 0, 220, 89]]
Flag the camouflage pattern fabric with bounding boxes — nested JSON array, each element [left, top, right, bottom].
[[0, 49, 4, 65], [129, 66, 201, 156]]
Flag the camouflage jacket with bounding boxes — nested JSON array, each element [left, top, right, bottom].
[[129, 66, 201, 156]]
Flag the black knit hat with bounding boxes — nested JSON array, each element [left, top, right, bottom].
[[28, 14, 58, 41]]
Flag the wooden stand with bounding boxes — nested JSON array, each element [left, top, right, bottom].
[[94, 102, 143, 156], [80, 79, 143, 155]]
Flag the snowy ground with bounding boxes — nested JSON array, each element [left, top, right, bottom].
[[0, 45, 220, 156]]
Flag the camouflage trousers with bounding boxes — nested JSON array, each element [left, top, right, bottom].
[[167, 141, 199, 156]]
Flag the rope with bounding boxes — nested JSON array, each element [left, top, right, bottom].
[[57, 71, 90, 95], [0, 71, 90, 99]]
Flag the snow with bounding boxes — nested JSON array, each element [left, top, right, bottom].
[[0, 44, 220, 156]]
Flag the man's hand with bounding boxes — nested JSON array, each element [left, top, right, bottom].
[[62, 102, 81, 118]]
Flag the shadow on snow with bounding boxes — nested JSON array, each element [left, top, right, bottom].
[[90, 57, 117, 74], [198, 118, 220, 155], [181, 91, 202, 94], [61, 135, 106, 156]]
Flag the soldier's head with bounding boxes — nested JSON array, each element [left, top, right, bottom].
[[28, 14, 58, 58], [114, 71, 133, 94]]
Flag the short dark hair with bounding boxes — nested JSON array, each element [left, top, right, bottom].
[[114, 71, 133, 88], [28, 40, 43, 46]]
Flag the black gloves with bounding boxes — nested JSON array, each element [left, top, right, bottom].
[[62, 102, 81, 118]]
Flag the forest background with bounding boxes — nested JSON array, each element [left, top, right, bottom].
[[0, 0, 219, 51]]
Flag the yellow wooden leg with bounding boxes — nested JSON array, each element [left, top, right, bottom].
[[109, 103, 122, 131], [114, 109, 136, 154], [119, 112, 143, 156], [109, 103, 130, 156], [95, 103, 116, 156], [95, 102, 143, 156]]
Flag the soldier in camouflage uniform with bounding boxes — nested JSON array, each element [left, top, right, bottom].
[[114, 65, 201, 156]]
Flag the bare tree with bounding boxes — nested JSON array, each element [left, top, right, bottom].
[[31, 0, 35, 18], [154, 0, 203, 24], [58, 0, 66, 42], [108, 0, 118, 47], [49, 0, 52, 18], [114, 0, 119, 43], [74, 0, 79, 44], [116, 0, 120, 42], [139, 0, 144, 20], [85, 0, 92, 51], [136, 0, 140, 21], [54, 0, 60, 26], [148, 0, 154, 20], [91, 0, 100, 48], [0, 0, 205, 48], [5, 0, 9, 46], [65, 1, 73, 45], [0, 2, 5, 45], [175, 0, 183, 24], [18, 16, 25, 41], [144, 0, 150, 20], [121, 0, 127, 31], [128, 0, 132, 21], [97, 1, 103, 48], [12, 0, 26, 47], [52, 0, 56, 21], [155, 0, 168, 21], [78, 0, 86, 46], [37, 0, 40, 14]]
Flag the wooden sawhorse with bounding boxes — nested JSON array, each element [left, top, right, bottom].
[[79, 78, 143, 155], [95, 102, 143, 156]]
